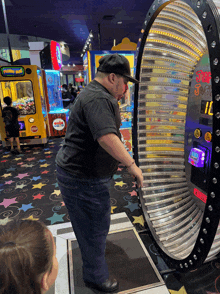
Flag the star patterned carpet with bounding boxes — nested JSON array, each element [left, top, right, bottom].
[[0, 137, 145, 229], [1, 137, 220, 294]]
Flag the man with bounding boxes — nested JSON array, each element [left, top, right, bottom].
[[56, 54, 143, 292], [61, 84, 72, 108]]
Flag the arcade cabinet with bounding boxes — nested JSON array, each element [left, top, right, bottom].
[[0, 65, 48, 147], [44, 70, 68, 137], [40, 40, 68, 137]]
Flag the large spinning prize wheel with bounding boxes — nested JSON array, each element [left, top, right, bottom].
[[133, 0, 220, 271]]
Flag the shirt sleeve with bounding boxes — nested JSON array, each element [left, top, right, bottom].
[[83, 97, 118, 141]]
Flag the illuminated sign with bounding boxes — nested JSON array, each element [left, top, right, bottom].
[[53, 118, 65, 131], [200, 100, 213, 115], [1, 66, 25, 77], [194, 188, 207, 203], [188, 147, 205, 168], [50, 41, 62, 70], [18, 121, 25, 131]]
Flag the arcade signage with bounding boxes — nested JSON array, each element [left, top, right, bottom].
[[53, 118, 65, 131], [75, 77, 84, 82], [1, 66, 25, 77], [50, 41, 62, 70]]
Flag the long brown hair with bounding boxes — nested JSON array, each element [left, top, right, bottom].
[[0, 219, 54, 294]]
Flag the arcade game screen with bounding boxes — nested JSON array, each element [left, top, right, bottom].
[[0, 80, 36, 115]]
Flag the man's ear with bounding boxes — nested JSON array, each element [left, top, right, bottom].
[[108, 73, 115, 84]]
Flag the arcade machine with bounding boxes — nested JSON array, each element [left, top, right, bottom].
[[83, 50, 135, 155], [133, 0, 220, 272], [44, 70, 68, 137], [0, 65, 48, 147], [40, 40, 68, 137]]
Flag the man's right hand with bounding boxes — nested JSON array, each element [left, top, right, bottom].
[[127, 163, 144, 188]]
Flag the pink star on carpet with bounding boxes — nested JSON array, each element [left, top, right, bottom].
[[132, 182, 136, 187], [33, 193, 45, 200], [1, 160, 8, 163], [0, 197, 18, 208], [15, 173, 29, 179], [26, 157, 36, 161], [46, 155, 52, 158], [117, 167, 122, 171], [5, 180, 14, 185], [41, 170, 49, 174], [17, 162, 24, 165], [129, 190, 137, 197]]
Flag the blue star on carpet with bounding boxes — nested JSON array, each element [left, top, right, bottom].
[[124, 202, 139, 212], [46, 213, 66, 225], [5, 167, 16, 172], [52, 182, 59, 188], [31, 176, 42, 181], [113, 174, 122, 180], [19, 203, 34, 212], [39, 159, 46, 163]]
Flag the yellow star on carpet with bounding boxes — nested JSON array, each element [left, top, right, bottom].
[[0, 217, 13, 225], [2, 154, 10, 158], [44, 151, 52, 154], [1, 173, 12, 178], [52, 189, 61, 196], [111, 206, 117, 213], [22, 215, 39, 221], [14, 157, 22, 161], [132, 215, 145, 227], [32, 182, 47, 189], [115, 181, 126, 187], [169, 286, 187, 294], [40, 163, 50, 168]]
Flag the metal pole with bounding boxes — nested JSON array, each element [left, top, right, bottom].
[[1, 0, 13, 64]]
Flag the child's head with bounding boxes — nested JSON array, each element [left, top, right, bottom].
[[0, 219, 58, 294], [3, 96, 12, 106]]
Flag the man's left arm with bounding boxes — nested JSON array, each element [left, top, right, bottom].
[[97, 133, 143, 188]]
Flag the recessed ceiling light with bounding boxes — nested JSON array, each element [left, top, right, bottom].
[[117, 21, 122, 24]]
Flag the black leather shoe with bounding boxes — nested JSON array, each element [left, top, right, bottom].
[[84, 278, 119, 292]]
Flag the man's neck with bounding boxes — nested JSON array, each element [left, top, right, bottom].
[[94, 77, 114, 97]]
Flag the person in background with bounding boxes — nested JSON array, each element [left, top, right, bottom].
[[56, 54, 143, 293], [0, 219, 58, 294], [2, 96, 21, 154], [61, 84, 72, 109], [68, 83, 77, 104]]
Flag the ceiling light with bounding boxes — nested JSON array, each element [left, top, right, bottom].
[[117, 21, 122, 24], [72, 64, 75, 67]]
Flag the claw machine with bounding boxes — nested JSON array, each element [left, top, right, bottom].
[[0, 65, 49, 147], [43, 69, 69, 137]]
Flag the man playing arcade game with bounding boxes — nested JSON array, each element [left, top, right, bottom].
[[56, 54, 143, 292]]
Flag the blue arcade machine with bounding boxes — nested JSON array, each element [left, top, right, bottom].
[[44, 70, 69, 137]]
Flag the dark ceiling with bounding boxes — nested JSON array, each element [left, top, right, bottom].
[[0, 0, 153, 65]]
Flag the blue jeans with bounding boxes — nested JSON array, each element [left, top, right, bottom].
[[56, 165, 112, 284]]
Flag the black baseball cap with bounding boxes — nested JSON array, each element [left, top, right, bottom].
[[97, 53, 139, 84]]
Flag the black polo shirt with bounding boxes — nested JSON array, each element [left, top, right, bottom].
[[56, 80, 121, 178]]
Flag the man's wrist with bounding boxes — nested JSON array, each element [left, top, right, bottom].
[[127, 161, 135, 169]]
